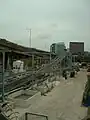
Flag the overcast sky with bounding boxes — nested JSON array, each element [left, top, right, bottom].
[[0, 0, 90, 51]]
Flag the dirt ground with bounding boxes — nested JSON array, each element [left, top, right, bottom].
[[16, 70, 88, 120], [21, 70, 86, 120]]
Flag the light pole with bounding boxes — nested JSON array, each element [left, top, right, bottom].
[[26, 28, 32, 48], [29, 29, 31, 48], [2, 52, 5, 102]]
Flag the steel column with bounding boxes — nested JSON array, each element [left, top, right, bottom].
[[2, 51, 5, 102]]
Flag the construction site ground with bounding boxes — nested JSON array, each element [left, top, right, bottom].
[[16, 70, 87, 120]]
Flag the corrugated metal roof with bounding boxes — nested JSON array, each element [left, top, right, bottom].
[[0, 39, 49, 53]]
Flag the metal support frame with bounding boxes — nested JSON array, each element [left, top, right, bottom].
[[2, 51, 5, 102], [39, 57, 41, 65], [0, 50, 10, 101], [25, 113, 28, 120], [25, 112, 48, 120], [50, 53, 52, 63], [32, 54, 34, 68]]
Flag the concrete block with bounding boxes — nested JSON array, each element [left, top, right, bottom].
[[39, 86, 48, 95], [22, 90, 37, 96], [50, 76, 56, 81], [54, 81, 60, 86], [9, 90, 23, 98], [50, 73, 53, 76], [48, 82, 53, 90]]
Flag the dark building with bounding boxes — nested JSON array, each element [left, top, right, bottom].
[[69, 42, 84, 55]]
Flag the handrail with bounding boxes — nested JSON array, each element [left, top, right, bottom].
[[25, 112, 48, 120]]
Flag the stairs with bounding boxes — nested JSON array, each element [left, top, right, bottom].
[[0, 103, 19, 120]]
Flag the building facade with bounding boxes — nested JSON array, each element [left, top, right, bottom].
[[50, 42, 66, 57], [50, 43, 56, 54], [69, 42, 84, 55]]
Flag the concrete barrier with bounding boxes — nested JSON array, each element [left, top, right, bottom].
[[9, 90, 23, 98], [22, 90, 37, 96]]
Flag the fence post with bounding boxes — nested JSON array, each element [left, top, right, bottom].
[[25, 113, 28, 120], [46, 116, 49, 120]]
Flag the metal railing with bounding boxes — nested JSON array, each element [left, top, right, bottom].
[[0, 56, 63, 101], [25, 112, 48, 120]]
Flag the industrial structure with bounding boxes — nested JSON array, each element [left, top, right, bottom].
[[50, 42, 66, 57], [0, 39, 78, 120], [0, 39, 56, 71], [0, 39, 58, 100], [0, 51, 74, 120]]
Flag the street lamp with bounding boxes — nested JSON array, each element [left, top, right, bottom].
[[26, 28, 32, 48]]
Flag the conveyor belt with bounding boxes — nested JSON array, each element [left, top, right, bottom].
[[0, 57, 62, 96]]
